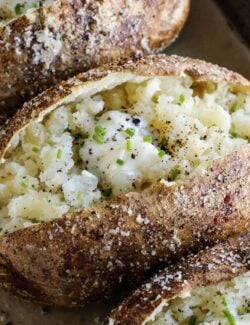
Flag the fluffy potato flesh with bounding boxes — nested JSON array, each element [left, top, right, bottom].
[[149, 271, 250, 325], [0, 0, 51, 20], [0, 75, 250, 234]]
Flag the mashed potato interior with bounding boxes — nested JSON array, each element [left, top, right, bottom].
[[149, 271, 250, 325], [0, 76, 249, 234], [0, 0, 51, 25]]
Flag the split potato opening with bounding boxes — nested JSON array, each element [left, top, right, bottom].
[[0, 72, 249, 234]]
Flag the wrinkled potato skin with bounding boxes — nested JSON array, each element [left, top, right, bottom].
[[105, 233, 250, 325], [0, 55, 249, 307], [0, 0, 190, 120]]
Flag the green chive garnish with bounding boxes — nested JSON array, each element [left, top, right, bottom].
[[20, 180, 28, 188], [125, 128, 135, 137], [57, 148, 63, 159], [15, 3, 23, 15], [179, 94, 185, 105], [116, 158, 125, 166], [188, 315, 197, 325], [230, 101, 239, 113], [93, 125, 106, 144], [230, 131, 239, 138], [76, 192, 82, 201], [169, 166, 181, 181], [32, 2, 39, 8], [223, 309, 236, 325], [158, 149, 165, 158], [143, 136, 152, 143], [95, 125, 106, 136], [222, 297, 236, 325], [222, 296, 227, 306], [93, 134, 104, 144], [126, 139, 132, 151], [32, 146, 40, 153]]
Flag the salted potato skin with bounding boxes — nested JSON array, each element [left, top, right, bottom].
[[105, 232, 250, 325], [1, 54, 250, 159], [0, 0, 190, 120], [0, 55, 250, 306], [0, 148, 250, 306]]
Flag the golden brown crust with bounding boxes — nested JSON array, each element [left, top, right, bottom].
[[0, 54, 250, 307], [0, 0, 190, 118], [105, 232, 250, 325], [1, 54, 250, 160], [0, 147, 249, 306]]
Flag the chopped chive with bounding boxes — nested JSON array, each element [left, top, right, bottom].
[[32, 2, 39, 8], [188, 315, 197, 325], [125, 128, 135, 137], [15, 3, 23, 15], [93, 134, 104, 144], [222, 296, 227, 307], [230, 131, 239, 138], [143, 136, 152, 143], [57, 148, 63, 159], [222, 297, 236, 325], [32, 146, 40, 153], [126, 139, 132, 151], [20, 180, 28, 188], [76, 192, 82, 201], [179, 94, 185, 105], [116, 158, 125, 166], [230, 100, 239, 113], [169, 166, 181, 181], [93, 125, 106, 144], [158, 149, 165, 158], [223, 309, 236, 325], [95, 125, 106, 136]]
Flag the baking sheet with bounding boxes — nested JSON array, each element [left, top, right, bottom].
[[165, 0, 250, 79], [0, 0, 249, 324]]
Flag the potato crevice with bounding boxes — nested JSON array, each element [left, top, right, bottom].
[[0, 75, 249, 234]]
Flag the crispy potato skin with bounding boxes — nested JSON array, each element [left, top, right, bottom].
[[0, 55, 250, 306], [1, 54, 250, 160], [0, 148, 249, 306], [0, 0, 190, 119], [105, 233, 250, 325]]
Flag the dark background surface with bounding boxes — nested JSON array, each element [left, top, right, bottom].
[[165, 0, 250, 79], [215, 0, 250, 46]]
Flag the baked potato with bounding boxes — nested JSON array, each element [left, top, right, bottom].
[[0, 0, 190, 120], [0, 55, 250, 306], [105, 232, 250, 324]]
